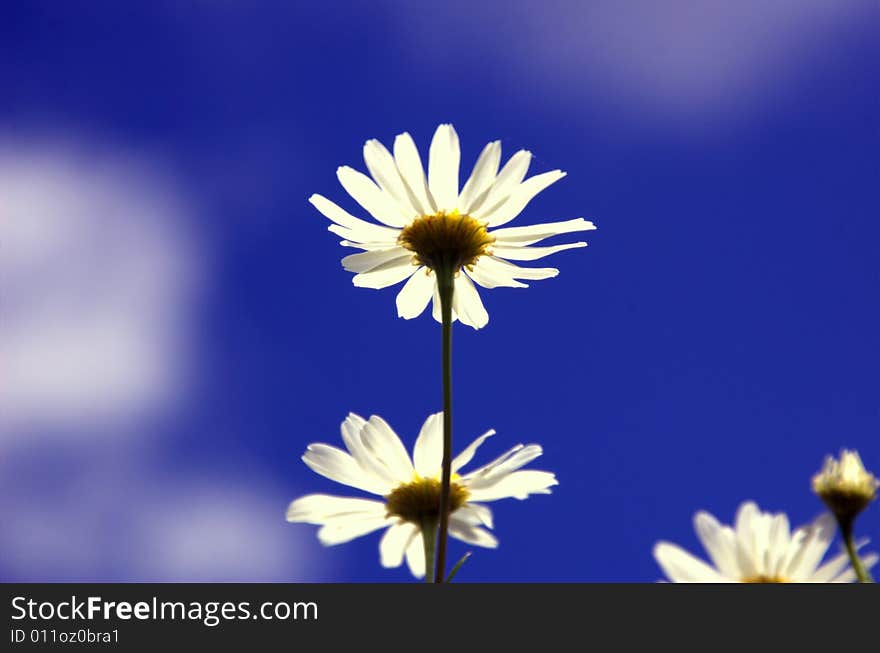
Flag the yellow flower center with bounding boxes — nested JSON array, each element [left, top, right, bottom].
[[385, 476, 469, 525], [740, 575, 789, 583], [397, 210, 494, 272]]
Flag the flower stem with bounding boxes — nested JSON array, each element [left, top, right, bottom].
[[435, 267, 455, 584], [420, 515, 438, 584], [839, 519, 874, 583]]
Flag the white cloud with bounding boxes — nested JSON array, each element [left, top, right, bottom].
[[0, 139, 201, 439], [0, 135, 329, 582], [401, 0, 872, 125], [0, 453, 323, 581]]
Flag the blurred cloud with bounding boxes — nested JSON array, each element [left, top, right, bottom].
[[402, 0, 873, 125], [0, 138, 201, 440], [0, 135, 325, 581], [0, 449, 319, 581]]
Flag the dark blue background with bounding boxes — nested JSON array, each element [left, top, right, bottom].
[[2, 1, 878, 581]]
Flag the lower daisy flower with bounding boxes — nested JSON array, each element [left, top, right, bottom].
[[286, 412, 558, 578], [653, 501, 878, 583]]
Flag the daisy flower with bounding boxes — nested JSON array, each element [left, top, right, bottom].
[[308, 124, 596, 329], [652, 501, 878, 583], [286, 412, 558, 578]]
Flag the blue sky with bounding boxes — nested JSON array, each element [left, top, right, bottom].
[[1, 1, 878, 582]]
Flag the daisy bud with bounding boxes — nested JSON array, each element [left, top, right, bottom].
[[812, 449, 878, 525]]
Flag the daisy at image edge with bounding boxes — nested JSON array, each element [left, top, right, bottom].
[[653, 501, 878, 582]]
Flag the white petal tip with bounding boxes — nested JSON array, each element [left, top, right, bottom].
[[652, 542, 669, 557], [285, 502, 302, 522]]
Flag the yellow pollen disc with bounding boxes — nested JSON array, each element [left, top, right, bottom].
[[384, 476, 469, 525], [397, 210, 494, 272], [740, 575, 789, 583]]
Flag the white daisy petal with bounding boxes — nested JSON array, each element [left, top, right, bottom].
[[309, 193, 401, 243], [405, 531, 426, 578], [464, 444, 544, 486], [380, 522, 418, 568], [451, 429, 495, 473], [490, 218, 597, 246], [832, 569, 858, 583], [317, 514, 395, 545], [810, 549, 854, 583], [339, 413, 400, 487], [352, 257, 417, 289], [455, 503, 494, 528], [467, 258, 528, 289], [337, 166, 409, 228], [342, 247, 410, 273], [466, 470, 557, 502], [479, 256, 559, 283], [474, 149, 531, 214], [364, 138, 419, 219], [393, 132, 434, 214], [482, 170, 567, 227], [786, 513, 835, 580], [427, 124, 460, 211], [301, 443, 388, 495], [733, 501, 762, 578], [413, 412, 443, 477], [693, 511, 740, 579], [285, 494, 387, 524], [362, 415, 415, 481], [653, 542, 730, 582], [765, 512, 791, 577], [458, 140, 501, 213], [462, 444, 521, 478], [492, 241, 587, 261], [330, 228, 399, 250], [453, 273, 489, 329], [449, 518, 498, 548], [395, 266, 434, 319]]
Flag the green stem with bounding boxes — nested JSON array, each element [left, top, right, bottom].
[[840, 520, 873, 583], [434, 267, 455, 584], [420, 515, 438, 584]]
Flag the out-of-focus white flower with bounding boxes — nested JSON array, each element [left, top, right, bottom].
[[653, 501, 877, 583]]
